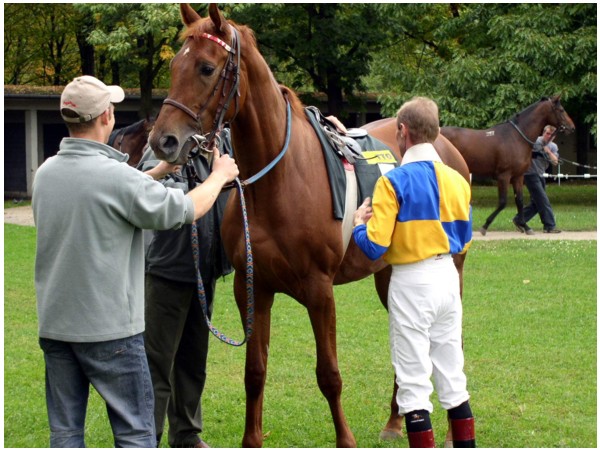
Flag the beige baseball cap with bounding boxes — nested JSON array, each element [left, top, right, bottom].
[[60, 75, 125, 123]]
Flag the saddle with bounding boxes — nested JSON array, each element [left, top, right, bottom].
[[304, 106, 399, 220]]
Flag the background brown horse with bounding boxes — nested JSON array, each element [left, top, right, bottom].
[[440, 96, 575, 234], [108, 118, 155, 166], [149, 3, 471, 447]]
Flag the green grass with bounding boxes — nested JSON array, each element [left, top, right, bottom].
[[470, 183, 597, 232], [4, 185, 597, 447], [4, 199, 31, 209], [6, 183, 596, 231]]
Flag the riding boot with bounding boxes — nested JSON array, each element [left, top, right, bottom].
[[406, 410, 435, 448], [407, 429, 436, 448], [450, 417, 476, 448]]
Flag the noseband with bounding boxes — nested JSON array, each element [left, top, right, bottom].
[[163, 27, 241, 153]]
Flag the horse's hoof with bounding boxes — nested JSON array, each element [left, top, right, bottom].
[[479, 227, 487, 236], [444, 439, 454, 448], [379, 428, 403, 441]]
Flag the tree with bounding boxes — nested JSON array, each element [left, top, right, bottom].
[[228, 3, 391, 118], [4, 4, 37, 85], [371, 4, 597, 140], [4, 4, 81, 85], [77, 4, 182, 117]]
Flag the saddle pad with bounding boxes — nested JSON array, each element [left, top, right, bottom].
[[304, 107, 399, 220]]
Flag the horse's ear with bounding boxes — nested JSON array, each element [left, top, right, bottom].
[[208, 3, 228, 33], [180, 3, 202, 27]]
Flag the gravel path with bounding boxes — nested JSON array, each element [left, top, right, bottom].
[[4, 205, 597, 240]]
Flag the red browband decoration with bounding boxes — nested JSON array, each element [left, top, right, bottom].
[[200, 32, 234, 53]]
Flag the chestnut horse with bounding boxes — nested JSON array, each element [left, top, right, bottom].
[[440, 96, 575, 235], [149, 4, 470, 447], [108, 118, 155, 166]]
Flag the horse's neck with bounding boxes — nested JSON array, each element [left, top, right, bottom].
[[514, 103, 548, 139], [230, 61, 294, 180]]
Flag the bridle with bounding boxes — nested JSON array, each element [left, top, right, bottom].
[[163, 26, 241, 154], [164, 25, 292, 188], [549, 101, 570, 135], [509, 98, 571, 145], [164, 26, 263, 347]]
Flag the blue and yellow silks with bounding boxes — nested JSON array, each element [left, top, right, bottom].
[[353, 156, 472, 265]]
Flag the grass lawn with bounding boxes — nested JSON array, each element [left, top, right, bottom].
[[3, 182, 597, 447], [470, 183, 596, 232]]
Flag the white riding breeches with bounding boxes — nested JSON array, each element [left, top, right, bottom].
[[388, 254, 469, 414]]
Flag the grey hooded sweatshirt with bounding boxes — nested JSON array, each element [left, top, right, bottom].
[[33, 138, 195, 342]]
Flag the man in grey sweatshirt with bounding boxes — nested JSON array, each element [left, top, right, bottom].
[[32, 75, 238, 447]]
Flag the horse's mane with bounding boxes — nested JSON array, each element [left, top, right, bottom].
[[109, 118, 145, 144], [279, 86, 305, 115], [510, 97, 551, 123]]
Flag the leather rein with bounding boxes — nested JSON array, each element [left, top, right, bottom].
[[509, 100, 569, 146], [165, 27, 292, 347]]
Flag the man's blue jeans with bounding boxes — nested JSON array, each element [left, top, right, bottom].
[[39, 333, 156, 448], [522, 174, 556, 230]]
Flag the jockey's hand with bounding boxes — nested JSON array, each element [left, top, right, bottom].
[[326, 115, 348, 134], [354, 197, 373, 226]]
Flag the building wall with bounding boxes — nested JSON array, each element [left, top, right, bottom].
[[3, 92, 595, 198]]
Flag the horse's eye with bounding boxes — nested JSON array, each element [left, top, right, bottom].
[[200, 65, 216, 77]]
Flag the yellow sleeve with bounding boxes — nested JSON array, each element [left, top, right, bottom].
[[366, 176, 400, 248]]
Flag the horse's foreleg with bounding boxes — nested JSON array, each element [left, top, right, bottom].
[[512, 176, 525, 225], [306, 284, 356, 448], [237, 277, 274, 448], [452, 253, 466, 298], [373, 267, 404, 440], [481, 178, 508, 235]]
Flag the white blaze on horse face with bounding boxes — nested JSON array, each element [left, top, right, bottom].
[[183, 46, 191, 56]]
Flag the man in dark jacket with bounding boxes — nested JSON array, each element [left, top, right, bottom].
[[138, 133, 233, 448]]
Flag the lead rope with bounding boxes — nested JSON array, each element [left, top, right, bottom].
[[191, 177, 254, 346]]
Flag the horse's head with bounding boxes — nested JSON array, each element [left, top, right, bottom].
[[545, 95, 576, 135], [150, 4, 248, 164], [110, 118, 155, 166]]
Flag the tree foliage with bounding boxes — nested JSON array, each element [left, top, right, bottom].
[[3, 3, 596, 138], [227, 3, 391, 117], [371, 4, 597, 137], [4, 4, 82, 85], [76, 4, 182, 116]]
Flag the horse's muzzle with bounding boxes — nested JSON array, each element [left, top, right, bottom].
[[150, 132, 196, 165]]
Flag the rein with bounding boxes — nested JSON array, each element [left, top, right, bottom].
[[188, 99, 291, 346], [191, 177, 254, 347], [508, 120, 536, 146], [175, 26, 255, 346], [236, 98, 292, 187]]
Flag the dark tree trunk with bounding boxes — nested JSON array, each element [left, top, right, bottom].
[[75, 11, 97, 76]]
